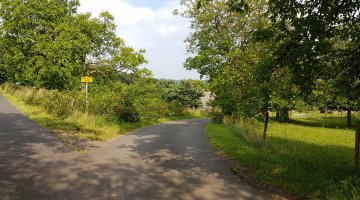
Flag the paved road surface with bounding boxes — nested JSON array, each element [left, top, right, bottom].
[[0, 93, 269, 200]]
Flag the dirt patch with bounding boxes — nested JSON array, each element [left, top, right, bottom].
[[50, 130, 103, 152]]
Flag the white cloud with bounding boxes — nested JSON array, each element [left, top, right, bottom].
[[78, 0, 155, 25], [157, 25, 179, 36], [79, 0, 200, 80]]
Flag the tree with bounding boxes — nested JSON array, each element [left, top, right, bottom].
[[157, 79, 180, 103], [177, 80, 204, 108], [157, 79, 205, 108], [330, 38, 360, 128], [268, 0, 360, 127], [0, 0, 146, 90], [0, 0, 81, 89], [179, 0, 282, 140]]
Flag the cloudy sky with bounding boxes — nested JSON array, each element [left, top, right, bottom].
[[78, 0, 200, 80]]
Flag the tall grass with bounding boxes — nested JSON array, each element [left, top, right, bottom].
[[2, 83, 85, 118], [1, 85, 122, 143], [223, 116, 263, 146], [0, 83, 208, 147], [207, 113, 360, 199], [1, 83, 182, 121]]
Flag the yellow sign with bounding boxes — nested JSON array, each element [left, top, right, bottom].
[[81, 76, 93, 83]]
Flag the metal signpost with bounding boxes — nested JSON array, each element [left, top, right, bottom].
[[81, 76, 94, 113]]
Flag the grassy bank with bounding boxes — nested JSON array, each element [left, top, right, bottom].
[[0, 84, 207, 151], [207, 113, 360, 199]]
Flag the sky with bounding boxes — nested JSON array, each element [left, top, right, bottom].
[[78, 0, 200, 80]]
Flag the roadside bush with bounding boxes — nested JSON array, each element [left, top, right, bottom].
[[168, 100, 186, 116], [42, 91, 76, 118], [212, 112, 224, 123], [127, 80, 172, 120], [1, 83, 78, 118], [1, 82, 188, 122], [0, 66, 8, 84], [223, 115, 263, 146], [114, 105, 140, 122]]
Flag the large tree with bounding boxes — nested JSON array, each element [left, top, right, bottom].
[[179, 0, 290, 140], [0, 0, 146, 90], [268, 0, 360, 128], [157, 79, 205, 108], [0, 0, 81, 89]]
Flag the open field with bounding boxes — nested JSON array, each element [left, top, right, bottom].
[[207, 112, 360, 199]]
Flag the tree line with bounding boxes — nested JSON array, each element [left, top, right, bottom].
[[0, 0, 207, 122], [178, 0, 360, 138], [0, 0, 147, 90]]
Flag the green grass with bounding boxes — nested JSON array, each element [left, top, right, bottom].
[[207, 113, 360, 199], [1, 89, 207, 151], [2, 92, 124, 140]]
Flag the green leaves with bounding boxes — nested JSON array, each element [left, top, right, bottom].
[[0, 0, 81, 88], [181, 0, 276, 117], [0, 0, 146, 90], [158, 79, 205, 108], [269, 0, 360, 110], [227, 0, 249, 13], [195, 0, 249, 13]]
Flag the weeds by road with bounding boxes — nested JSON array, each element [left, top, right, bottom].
[[1, 85, 207, 151]]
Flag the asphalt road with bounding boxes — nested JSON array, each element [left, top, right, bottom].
[[0, 93, 269, 200]]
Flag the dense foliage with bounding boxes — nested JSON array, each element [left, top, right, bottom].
[[179, 1, 360, 198], [158, 79, 205, 108], [179, 0, 360, 135], [0, 0, 207, 123], [0, 0, 146, 90]]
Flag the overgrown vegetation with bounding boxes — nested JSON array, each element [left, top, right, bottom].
[[0, 0, 209, 148], [207, 113, 360, 199], [0, 82, 208, 149]]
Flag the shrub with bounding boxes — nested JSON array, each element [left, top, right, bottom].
[[223, 115, 263, 146], [114, 105, 140, 122], [212, 112, 225, 124], [1, 81, 192, 122]]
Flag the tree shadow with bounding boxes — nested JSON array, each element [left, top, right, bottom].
[[0, 116, 268, 200], [277, 116, 360, 130]]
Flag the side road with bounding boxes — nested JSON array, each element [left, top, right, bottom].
[[0, 93, 270, 200]]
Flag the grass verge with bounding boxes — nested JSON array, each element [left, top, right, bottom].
[[1, 90, 206, 151], [207, 113, 360, 199]]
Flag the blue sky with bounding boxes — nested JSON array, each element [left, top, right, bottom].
[[125, 0, 168, 9], [78, 0, 200, 80]]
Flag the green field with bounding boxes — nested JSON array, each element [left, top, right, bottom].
[[207, 113, 360, 199]]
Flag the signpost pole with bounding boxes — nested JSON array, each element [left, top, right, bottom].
[[81, 76, 93, 114], [85, 82, 89, 114]]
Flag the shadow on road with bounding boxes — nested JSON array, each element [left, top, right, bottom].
[[0, 113, 266, 200]]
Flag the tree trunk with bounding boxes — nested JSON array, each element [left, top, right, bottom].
[[279, 108, 289, 122], [347, 108, 352, 129], [355, 122, 360, 169], [263, 109, 269, 142], [275, 110, 280, 121]]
